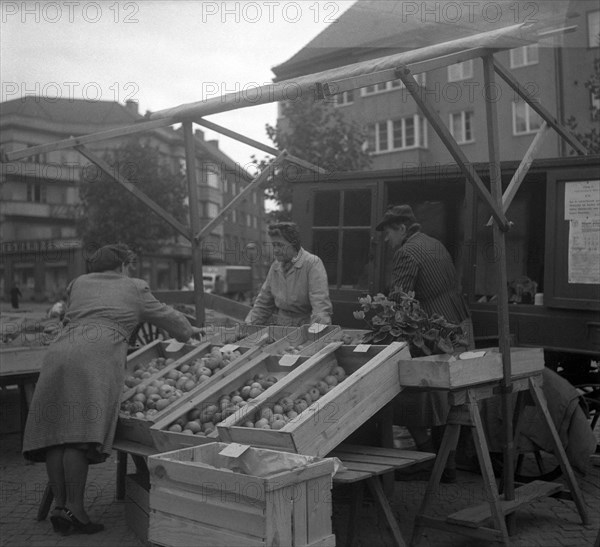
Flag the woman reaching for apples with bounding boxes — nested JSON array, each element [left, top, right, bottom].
[[245, 222, 333, 326], [22, 244, 201, 536]]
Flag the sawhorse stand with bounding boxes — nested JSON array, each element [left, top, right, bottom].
[[411, 372, 589, 546]]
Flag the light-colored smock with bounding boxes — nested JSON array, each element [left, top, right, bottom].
[[246, 248, 332, 326], [23, 272, 192, 462]]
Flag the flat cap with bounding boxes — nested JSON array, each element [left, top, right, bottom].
[[375, 205, 416, 231]]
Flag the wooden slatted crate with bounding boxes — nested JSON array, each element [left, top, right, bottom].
[[149, 351, 312, 453], [397, 346, 545, 389], [148, 442, 336, 547], [218, 341, 410, 457], [124, 473, 150, 545], [125, 339, 198, 375], [117, 342, 260, 447], [261, 325, 340, 357]]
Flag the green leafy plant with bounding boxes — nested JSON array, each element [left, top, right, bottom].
[[353, 291, 468, 357]]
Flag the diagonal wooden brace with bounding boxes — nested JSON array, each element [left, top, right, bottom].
[[192, 118, 328, 175], [395, 65, 510, 231], [75, 145, 191, 240], [194, 150, 288, 242]]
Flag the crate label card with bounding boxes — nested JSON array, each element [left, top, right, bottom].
[[220, 344, 239, 353], [219, 443, 250, 458], [279, 354, 300, 367], [458, 350, 487, 360], [165, 340, 185, 352], [308, 323, 327, 334], [353, 344, 371, 353]]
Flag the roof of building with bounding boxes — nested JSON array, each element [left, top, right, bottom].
[[271, 0, 574, 79]]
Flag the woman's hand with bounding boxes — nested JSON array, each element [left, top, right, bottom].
[[190, 326, 205, 340]]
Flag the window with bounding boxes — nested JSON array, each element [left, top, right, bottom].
[[361, 73, 426, 95], [513, 101, 542, 135], [510, 44, 539, 68], [27, 182, 47, 203], [588, 10, 600, 48], [450, 111, 474, 144], [366, 115, 427, 153], [333, 90, 354, 107], [448, 60, 473, 82], [206, 168, 220, 188], [206, 202, 219, 218]]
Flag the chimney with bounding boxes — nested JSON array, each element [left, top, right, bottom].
[[125, 99, 139, 114], [195, 129, 204, 140], [207, 139, 219, 149]]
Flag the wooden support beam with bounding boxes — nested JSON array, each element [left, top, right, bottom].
[[482, 55, 515, 522], [2, 117, 177, 162], [74, 145, 191, 241], [492, 58, 588, 155], [195, 151, 286, 242], [395, 66, 510, 231], [486, 122, 550, 226], [322, 47, 499, 98], [192, 118, 328, 174], [183, 122, 205, 326]]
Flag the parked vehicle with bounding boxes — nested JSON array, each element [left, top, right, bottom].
[[185, 266, 253, 301]]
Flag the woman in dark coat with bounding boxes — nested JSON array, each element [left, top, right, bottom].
[[22, 244, 198, 535]]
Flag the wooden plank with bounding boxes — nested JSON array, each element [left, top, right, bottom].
[[336, 444, 432, 462], [76, 145, 191, 240], [486, 122, 550, 226], [396, 66, 508, 231], [332, 469, 371, 483], [415, 515, 507, 542], [291, 481, 309, 547], [493, 58, 588, 155], [151, 485, 266, 537], [366, 476, 407, 547], [331, 452, 422, 469], [125, 473, 149, 512], [0, 346, 46, 376], [306, 476, 333, 545], [265, 488, 294, 547], [149, 23, 536, 121], [149, 511, 265, 547], [447, 481, 563, 527], [124, 496, 148, 544], [332, 461, 389, 475], [3, 116, 177, 162]]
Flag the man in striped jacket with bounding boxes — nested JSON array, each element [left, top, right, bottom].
[[376, 204, 473, 482]]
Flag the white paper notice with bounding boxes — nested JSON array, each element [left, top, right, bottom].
[[568, 218, 600, 284], [564, 180, 600, 220]]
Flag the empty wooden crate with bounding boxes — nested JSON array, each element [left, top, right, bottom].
[[148, 442, 336, 547]]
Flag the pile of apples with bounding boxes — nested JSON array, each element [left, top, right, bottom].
[[120, 346, 243, 420], [281, 342, 308, 355], [165, 372, 280, 436], [333, 330, 366, 345], [241, 364, 348, 430]]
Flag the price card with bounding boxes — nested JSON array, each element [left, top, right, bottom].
[[279, 354, 300, 367], [353, 344, 371, 353], [220, 344, 239, 353], [165, 340, 185, 352], [308, 323, 327, 334], [219, 443, 251, 458]]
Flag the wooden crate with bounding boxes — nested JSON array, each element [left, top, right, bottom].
[[218, 341, 410, 457], [262, 324, 340, 357], [125, 339, 198, 376], [124, 473, 150, 545], [149, 351, 312, 453], [236, 325, 301, 347], [148, 442, 336, 547], [328, 329, 371, 345], [117, 343, 260, 447], [397, 346, 545, 389]]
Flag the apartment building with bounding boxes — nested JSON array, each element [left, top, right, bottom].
[[271, 0, 599, 169], [0, 97, 266, 301]]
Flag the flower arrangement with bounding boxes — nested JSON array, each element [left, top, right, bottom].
[[353, 291, 469, 357]]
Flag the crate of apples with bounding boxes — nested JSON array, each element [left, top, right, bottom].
[[150, 352, 310, 452]]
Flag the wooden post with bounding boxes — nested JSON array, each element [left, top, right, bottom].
[[182, 122, 205, 326], [482, 55, 515, 527]]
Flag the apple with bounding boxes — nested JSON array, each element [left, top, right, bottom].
[[324, 375, 338, 387], [331, 366, 347, 381], [279, 397, 293, 412], [271, 419, 286, 430], [316, 381, 329, 395], [309, 387, 321, 401], [273, 404, 284, 415], [255, 418, 269, 428], [168, 423, 183, 433], [249, 387, 262, 398], [243, 421, 255, 428]]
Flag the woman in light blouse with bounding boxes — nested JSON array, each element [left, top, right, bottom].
[[246, 222, 332, 326]]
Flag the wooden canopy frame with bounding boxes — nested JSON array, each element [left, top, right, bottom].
[[0, 14, 589, 535]]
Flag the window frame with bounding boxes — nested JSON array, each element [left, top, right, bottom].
[[509, 44, 539, 68], [449, 111, 475, 144], [447, 59, 474, 82], [366, 115, 428, 154], [512, 101, 543, 135], [588, 10, 600, 48]]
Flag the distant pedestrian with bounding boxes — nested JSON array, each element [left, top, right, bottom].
[[10, 284, 22, 309]]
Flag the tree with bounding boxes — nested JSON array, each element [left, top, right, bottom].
[[78, 140, 188, 255], [254, 94, 372, 221], [566, 55, 600, 154]]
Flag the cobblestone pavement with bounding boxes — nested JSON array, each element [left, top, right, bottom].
[[1, 430, 598, 547]]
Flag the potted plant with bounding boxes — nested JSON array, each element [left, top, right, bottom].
[[353, 291, 469, 357]]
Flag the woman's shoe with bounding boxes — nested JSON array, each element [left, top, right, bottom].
[[63, 507, 104, 534], [49, 507, 71, 534]]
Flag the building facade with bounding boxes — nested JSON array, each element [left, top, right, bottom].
[[271, 0, 599, 169], [0, 97, 267, 302]]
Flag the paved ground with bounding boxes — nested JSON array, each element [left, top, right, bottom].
[[1, 301, 599, 546]]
